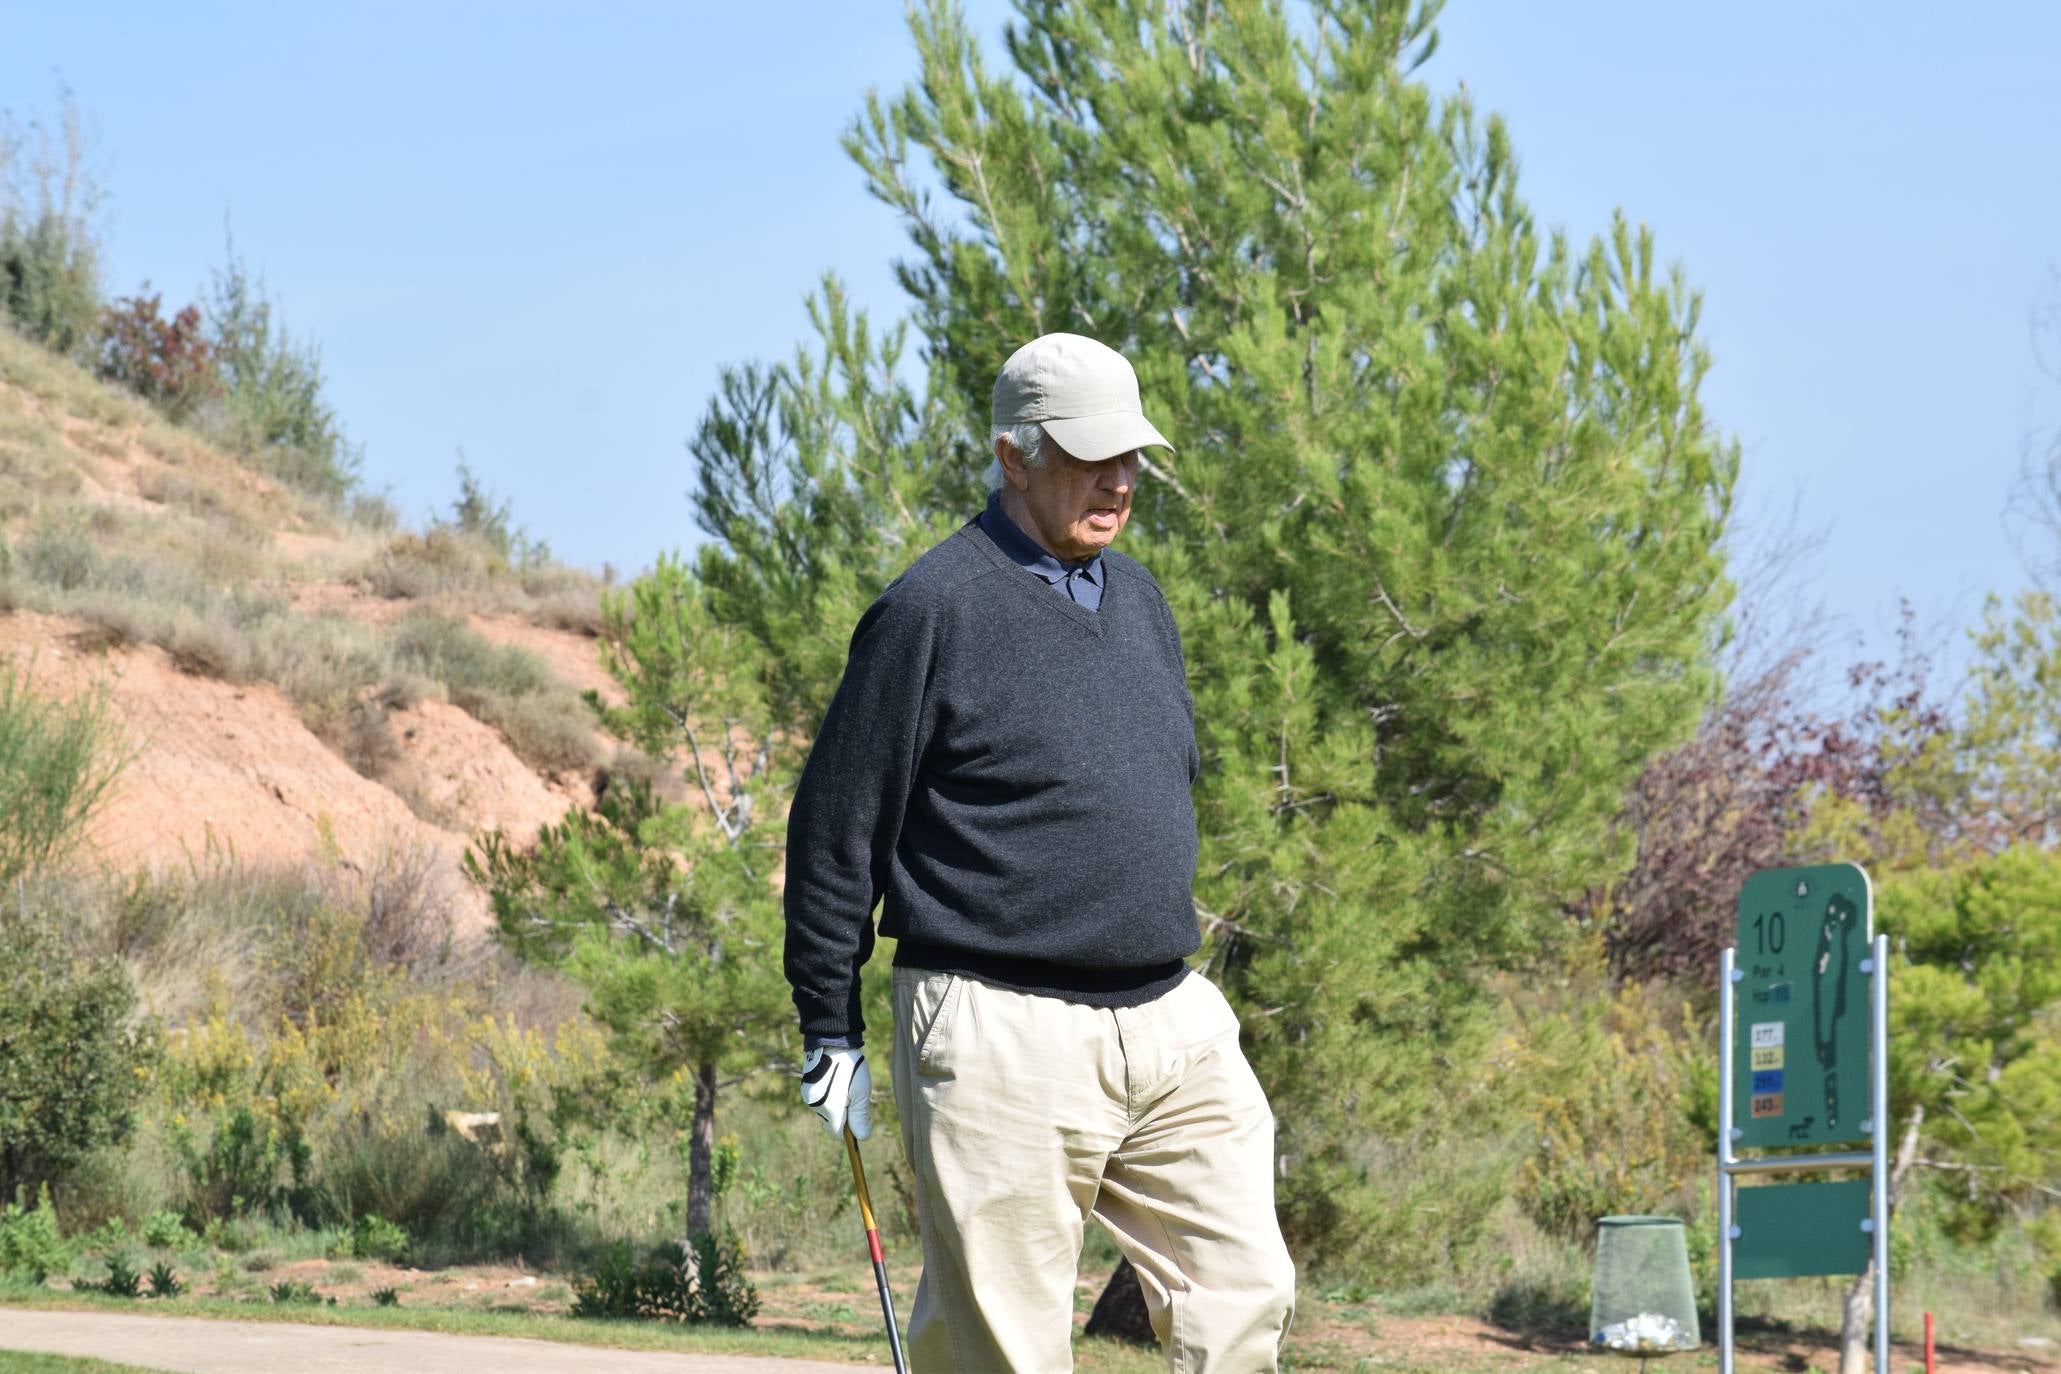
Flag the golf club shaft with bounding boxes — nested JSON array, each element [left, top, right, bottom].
[[844, 1125, 909, 1374]]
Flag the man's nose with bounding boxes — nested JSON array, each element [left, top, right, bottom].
[[1101, 455, 1137, 492]]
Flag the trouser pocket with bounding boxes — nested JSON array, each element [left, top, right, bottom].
[[894, 969, 965, 1077]]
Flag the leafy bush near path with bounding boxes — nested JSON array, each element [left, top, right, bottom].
[[329, 1213, 409, 1263], [0, 1187, 68, 1283], [571, 1233, 758, 1326], [268, 1278, 324, 1305], [137, 1211, 194, 1250], [83, 1253, 141, 1298], [0, 912, 157, 1206], [169, 1105, 307, 1230]]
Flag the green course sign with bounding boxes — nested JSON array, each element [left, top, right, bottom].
[[1732, 864, 1873, 1149], [1735, 1179, 1871, 1279]]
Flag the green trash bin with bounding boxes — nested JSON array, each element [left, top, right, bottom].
[[1590, 1215, 1700, 1357]]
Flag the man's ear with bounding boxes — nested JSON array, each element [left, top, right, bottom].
[[994, 434, 1030, 491]]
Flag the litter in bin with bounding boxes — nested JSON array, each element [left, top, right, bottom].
[[1593, 1310, 1696, 1353]]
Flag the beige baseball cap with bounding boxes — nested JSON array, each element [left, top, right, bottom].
[[991, 332, 1174, 461]]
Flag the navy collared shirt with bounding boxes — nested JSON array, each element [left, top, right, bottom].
[[978, 491, 1104, 611]]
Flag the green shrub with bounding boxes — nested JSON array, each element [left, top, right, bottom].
[[304, 1103, 523, 1261], [269, 1278, 322, 1305], [0, 90, 103, 360], [0, 215, 100, 358], [1513, 982, 1707, 1246], [0, 912, 157, 1202], [90, 1254, 143, 1298], [569, 1242, 646, 1319], [570, 1233, 758, 1326], [145, 1260, 182, 1297], [439, 463, 549, 571], [348, 490, 401, 533], [75, 1217, 131, 1254], [173, 1106, 304, 1226], [200, 1215, 258, 1255], [333, 1213, 409, 1263], [682, 1230, 759, 1327], [391, 611, 549, 696], [0, 660, 128, 884], [0, 1185, 68, 1282], [1486, 1270, 1588, 1335], [201, 243, 357, 501], [18, 516, 102, 593], [371, 1285, 399, 1307], [139, 1210, 195, 1250]]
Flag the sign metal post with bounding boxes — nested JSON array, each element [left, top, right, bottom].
[[1717, 863, 1890, 1374]]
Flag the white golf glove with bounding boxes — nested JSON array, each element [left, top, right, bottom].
[[800, 1045, 872, 1140]]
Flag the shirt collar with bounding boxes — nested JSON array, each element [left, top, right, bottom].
[[979, 491, 1101, 587]]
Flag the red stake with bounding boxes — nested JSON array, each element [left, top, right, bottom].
[[1925, 1311, 1935, 1374]]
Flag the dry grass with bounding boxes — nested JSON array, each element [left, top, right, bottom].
[[387, 612, 599, 775], [353, 528, 608, 628], [0, 329, 612, 783]]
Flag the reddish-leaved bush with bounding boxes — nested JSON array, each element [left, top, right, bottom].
[[96, 285, 218, 420]]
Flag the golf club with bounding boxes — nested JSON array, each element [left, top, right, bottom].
[[844, 1124, 909, 1374]]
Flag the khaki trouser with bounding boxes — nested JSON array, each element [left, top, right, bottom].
[[890, 967, 1296, 1373]]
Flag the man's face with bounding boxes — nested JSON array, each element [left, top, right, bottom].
[[1006, 438, 1138, 561]]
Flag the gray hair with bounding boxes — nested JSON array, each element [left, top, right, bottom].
[[986, 421, 1049, 492]]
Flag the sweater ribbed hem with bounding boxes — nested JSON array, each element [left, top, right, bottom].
[[892, 941, 1189, 1009]]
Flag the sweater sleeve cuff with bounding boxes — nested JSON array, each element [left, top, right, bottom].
[[803, 1033, 861, 1051]]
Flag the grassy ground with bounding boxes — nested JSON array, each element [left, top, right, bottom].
[[0, 1291, 1158, 1370], [6, 1263, 2056, 1374], [0, 1356, 170, 1374]]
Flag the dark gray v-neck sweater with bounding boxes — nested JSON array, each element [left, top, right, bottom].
[[782, 515, 1202, 1043]]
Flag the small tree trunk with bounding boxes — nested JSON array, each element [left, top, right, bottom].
[[1837, 1107, 1925, 1374], [1838, 1259, 1875, 1374], [686, 1058, 718, 1237], [1083, 1258, 1156, 1346]]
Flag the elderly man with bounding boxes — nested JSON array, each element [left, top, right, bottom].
[[785, 333, 1295, 1372]]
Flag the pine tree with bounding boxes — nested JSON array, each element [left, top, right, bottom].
[[469, 558, 793, 1237], [692, 0, 1735, 1278]]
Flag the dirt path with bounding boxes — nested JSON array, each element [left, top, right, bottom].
[[0, 1311, 862, 1374]]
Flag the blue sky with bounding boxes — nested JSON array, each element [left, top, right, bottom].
[[5, 2, 2057, 690]]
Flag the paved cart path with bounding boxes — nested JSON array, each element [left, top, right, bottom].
[[0, 1310, 865, 1374]]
